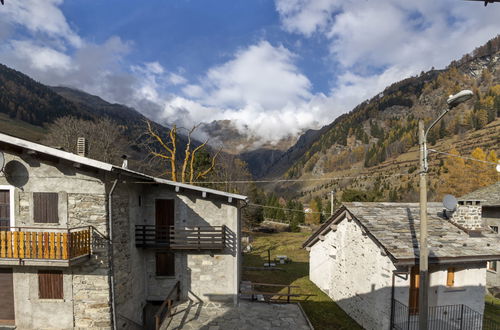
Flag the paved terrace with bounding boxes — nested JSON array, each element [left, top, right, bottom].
[[162, 300, 313, 330]]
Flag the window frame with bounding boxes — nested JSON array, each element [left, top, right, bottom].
[[155, 252, 175, 277], [33, 192, 59, 224], [488, 261, 497, 272], [38, 270, 64, 299], [446, 267, 455, 287]]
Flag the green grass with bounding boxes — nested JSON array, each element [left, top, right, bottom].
[[0, 113, 46, 141], [485, 295, 500, 324], [242, 232, 362, 330]]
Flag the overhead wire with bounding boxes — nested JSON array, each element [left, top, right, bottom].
[[427, 149, 499, 166]]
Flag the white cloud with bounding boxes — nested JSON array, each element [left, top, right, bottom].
[[274, 0, 500, 126], [0, 0, 82, 47], [10, 40, 72, 72], [188, 41, 312, 110]]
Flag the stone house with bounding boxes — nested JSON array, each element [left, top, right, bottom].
[[0, 132, 246, 329], [303, 202, 500, 330], [460, 182, 500, 292]]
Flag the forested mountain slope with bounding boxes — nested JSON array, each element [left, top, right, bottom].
[[263, 35, 500, 204]]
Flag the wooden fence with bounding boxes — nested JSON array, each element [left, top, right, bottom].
[[0, 226, 91, 260]]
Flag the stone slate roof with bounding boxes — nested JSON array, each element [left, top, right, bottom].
[[460, 182, 500, 207], [304, 202, 500, 265]]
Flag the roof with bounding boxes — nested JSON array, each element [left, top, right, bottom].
[[460, 182, 500, 207], [0, 132, 247, 202], [304, 202, 500, 265]]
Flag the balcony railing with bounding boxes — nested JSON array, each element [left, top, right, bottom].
[[0, 226, 92, 264], [135, 225, 226, 251], [391, 299, 498, 330]]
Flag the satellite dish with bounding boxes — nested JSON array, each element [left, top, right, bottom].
[[443, 194, 458, 212], [0, 152, 5, 172]]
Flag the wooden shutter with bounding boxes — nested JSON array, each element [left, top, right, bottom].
[[156, 252, 175, 276], [34, 193, 59, 223], [38, 270, 63, 299], [0, 190, 10, 229], [446, 267, 455, 286]]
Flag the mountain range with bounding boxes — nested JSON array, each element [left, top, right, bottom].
[[0, 36, 499, 203]]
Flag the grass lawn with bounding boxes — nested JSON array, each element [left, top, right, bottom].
[[485, 295, 500, 325], [242, 231, 362, 330]]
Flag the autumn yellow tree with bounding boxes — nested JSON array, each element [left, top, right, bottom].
[[144, 121, 220, 183]]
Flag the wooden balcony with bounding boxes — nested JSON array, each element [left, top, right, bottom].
[[135, 225, 226, 251], [0, 226, 93, 266]]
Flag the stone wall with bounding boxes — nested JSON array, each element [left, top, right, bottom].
[[0, 150, 113, 329], [141, 186, 240, 305], [451, 202, 482, 230], [309, 215, 488, 330]]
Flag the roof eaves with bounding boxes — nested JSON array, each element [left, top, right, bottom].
[[302, 206, 346, 248]]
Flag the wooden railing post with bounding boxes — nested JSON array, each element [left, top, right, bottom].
[[197, 226, 201, 250], [287, 285, 291, 303]]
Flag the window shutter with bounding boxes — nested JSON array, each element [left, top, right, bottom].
[[38, 270, 63, 299], [156, 252, 175, 276], [34, 193, 59, 224], [446, 267, 455, 287]]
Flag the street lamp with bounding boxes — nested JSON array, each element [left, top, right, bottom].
[[418, 89, 473, 330]]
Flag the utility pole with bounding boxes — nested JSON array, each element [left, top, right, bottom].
[[418, 120, 429, 330], [417, 90, 472, 330], [330, 191, 334, 216]]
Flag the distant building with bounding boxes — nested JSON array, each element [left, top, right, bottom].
[[303, 202, 500, 330], [460, 182, 500, 292], [0, 132, 246, 329]]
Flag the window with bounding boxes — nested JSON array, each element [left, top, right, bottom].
[[491, 226, 499, 234], [38, 270, 63, 299], [488, 261, 497, 272], [156, 252, 175, 276], [446, 267, 455, 287], [33, 193, 59, 223]]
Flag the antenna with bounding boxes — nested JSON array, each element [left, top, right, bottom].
[[443, 194, 458, 212], [0, 151, 5, 173]]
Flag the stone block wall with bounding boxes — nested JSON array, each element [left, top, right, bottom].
[[451, 201, 482, 230]]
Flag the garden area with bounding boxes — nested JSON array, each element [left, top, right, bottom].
[[242, 231, 362, 330]]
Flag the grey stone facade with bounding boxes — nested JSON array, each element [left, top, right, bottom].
[[0, 137, 244, 329], [449, 201, 483, 230]]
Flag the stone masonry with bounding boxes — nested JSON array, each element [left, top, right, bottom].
[[451, 201, 483, 230]]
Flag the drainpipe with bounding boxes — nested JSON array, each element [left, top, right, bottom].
[[390, 272, 396, 330], [108, 178, 119, 330], [236, 199, 249, 305]]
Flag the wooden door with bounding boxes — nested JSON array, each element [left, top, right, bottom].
[[409, 266, 419, 314], [0, 191, 10, 229], [155, 199, 175, 243], [0, 268, 15, 325]]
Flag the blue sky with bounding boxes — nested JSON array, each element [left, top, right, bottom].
[[0, 0, 500, 145]]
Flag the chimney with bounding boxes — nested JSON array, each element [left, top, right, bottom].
[[76, 137, 88, 157], [121, 155, 128, 169], [447, 200, 483, 231]]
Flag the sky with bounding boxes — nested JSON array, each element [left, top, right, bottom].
[[0, 0, 500, 146]]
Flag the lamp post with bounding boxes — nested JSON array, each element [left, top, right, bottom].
[[418, 89, 473, 330]]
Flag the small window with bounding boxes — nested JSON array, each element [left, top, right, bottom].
[[33, 193, 59, 223], [156, 252, 175, 277], [446, 267, 455, 287], [39, 270, 63, 299], [491, 226, 499, 234], [488, 261, 498, 272]]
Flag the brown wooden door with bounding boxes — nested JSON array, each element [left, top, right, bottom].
[[409, 266, 419, 314], [155, 199, 174, 243], [0, 191, 10, 229], [0, 268, 15, 325]]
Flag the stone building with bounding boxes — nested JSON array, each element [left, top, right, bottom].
[[0, 132, 246, 329], [303, 202, 500, 330], [460, 182, 500, 292]]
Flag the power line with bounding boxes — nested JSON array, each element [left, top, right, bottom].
[[428, 149, 499, 166], [248, 203, 326, 215], [195, 172, 410, 185]]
